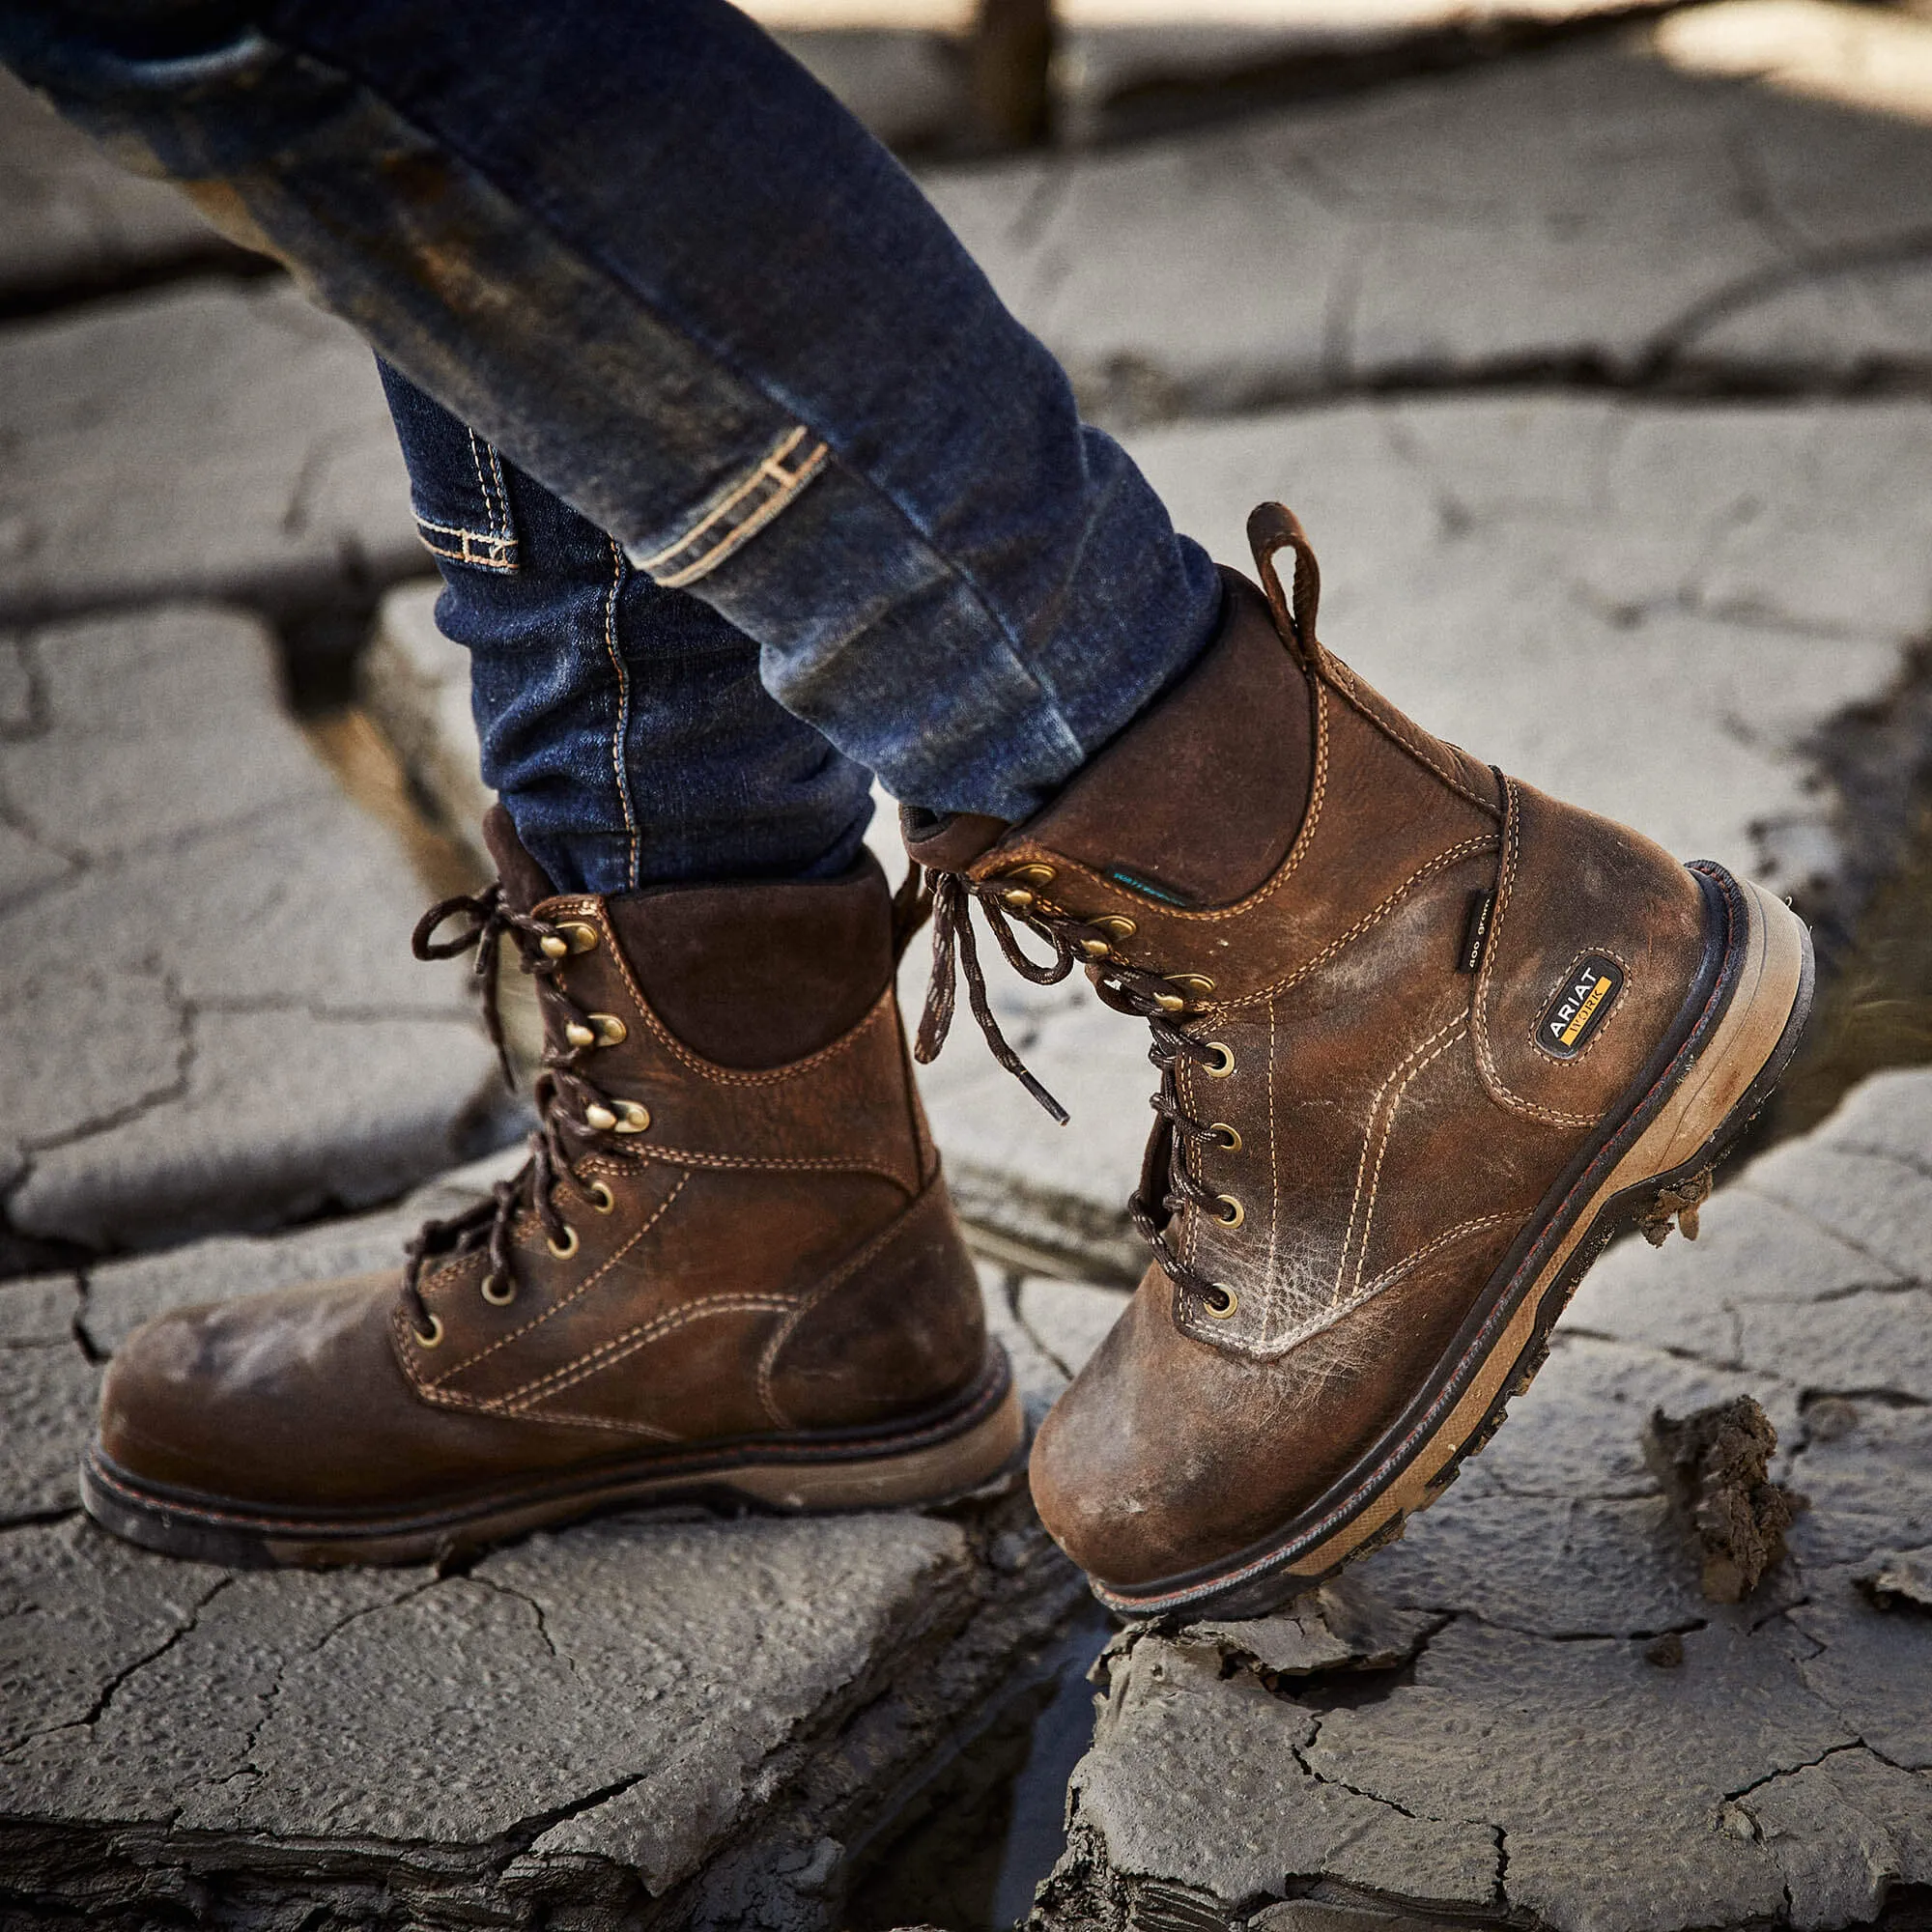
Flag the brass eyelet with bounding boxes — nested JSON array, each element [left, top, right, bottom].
[[558, 921, 599, 953], [1211, 1122, 1241, 1152], [1169, 973, 1216, 997], [612, 1100, 651, 1135], [1005, 863, 1056, 886], [1094, 916, 1137, 940], [412, 1313, 445, 1349], [481, 1273, 517, 1307], [1202, 1285, 1239, 1320], [566, 1013, 628, 1049], [547, 1225, 580, 1260], [584, 1102, 618, 1132], [1078, 937, 1112, 959], [1152, 992, 1187, 1013], [584, 1179, 615, 1214], [540, 933, 570, 959], [1204, 1041, 1236, 1077], [1001, 887, 1036, 910], [1215, 1193, 1245, 1230]]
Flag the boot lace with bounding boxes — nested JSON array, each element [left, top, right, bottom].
[[909, 868, 1236, 1311], [396, 884, 634, 1345]]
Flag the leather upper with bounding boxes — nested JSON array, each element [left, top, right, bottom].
[[999, 561, 1711, 1588], [97, 844, 987, 1515]]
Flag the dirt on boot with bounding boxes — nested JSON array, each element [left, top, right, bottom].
[[1644, 1397, 1804, 1604]]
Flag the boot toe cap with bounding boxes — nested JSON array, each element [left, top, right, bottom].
[[95, 1272, 410, 1507]]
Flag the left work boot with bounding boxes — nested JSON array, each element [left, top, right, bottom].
[[82, 810, 1019, 1566], [907, 503, 1812, 1620]]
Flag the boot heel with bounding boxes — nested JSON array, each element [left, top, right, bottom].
[[1637, 875, 1812, 1180]]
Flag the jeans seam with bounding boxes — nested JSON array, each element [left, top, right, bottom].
[[412, 513, 517, 572], [467, 428, 511, 539], [636, 425, 830, 589], [602, 535, 640, 890]]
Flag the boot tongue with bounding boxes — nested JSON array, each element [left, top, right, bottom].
[[481, 804, 557, 914]]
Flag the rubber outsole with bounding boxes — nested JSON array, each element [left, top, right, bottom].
[[79, 1349, 1026, 1569], [1092, 865, 1815, 1622]]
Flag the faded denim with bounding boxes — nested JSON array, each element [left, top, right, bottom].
[[380, 363, 876, 894], [2, 0, 1224, 887]]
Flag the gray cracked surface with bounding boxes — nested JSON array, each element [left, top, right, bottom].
[[926, 31, 1932, 416], [0, 603, 500, 1251], [1033, 1072, 1932, 1932], [362, 579, 497, 858], [0, 279, 419, 625]]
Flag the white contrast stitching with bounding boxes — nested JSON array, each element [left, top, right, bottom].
[[502, 1294, 798, 1409], [1335, 1016, 1465, 1309], [636, 426, 830, 589], [1345, 1021, 1467, 1301], [753, 1184, 945, 1430], [602, 537, 640, 890], [1356, 1213, 1517, 1299], [413, 1173, 691, 1386]]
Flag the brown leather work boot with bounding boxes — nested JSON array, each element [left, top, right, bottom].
[[82, 809, 1021, 1567], [905, 503, 1812, 1620]]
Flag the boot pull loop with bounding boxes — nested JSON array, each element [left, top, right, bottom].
[[1246, 501, 1324, 669]]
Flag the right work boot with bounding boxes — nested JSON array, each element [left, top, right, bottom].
[[82, 809, 1020, 1567], [908, 502, 1813, 1622]]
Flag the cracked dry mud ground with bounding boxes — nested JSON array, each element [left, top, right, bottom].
[[0, 1156, 1091, 1930], [0, 605, 503, 1260], [1027, 1066, 1932, 1932], [7, 7, 1932, 1929]]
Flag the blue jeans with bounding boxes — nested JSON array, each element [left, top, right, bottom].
[[2, 0, 1223, 893]]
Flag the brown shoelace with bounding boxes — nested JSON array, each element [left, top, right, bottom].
[[912, 869, 1236, 1310], [396, 884, 633, 1343]]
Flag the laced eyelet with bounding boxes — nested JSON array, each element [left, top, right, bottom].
[[584, 1179, 615, 1213], [612, 1099, 651, 1134], [412, 1313, 445, 1348], [1094, 916, 1137, 940], [1201, 1285, 1238, 1319], [481, 1274, 517, 1306], [1203, 1041, 1236, 1077], [1078, 937, 1112, 959], [538, 919, 600, 959], [547, 1225, 580, 1260], [1211, 1122, 1242, 1151], [566, 1013, 628, 1049], [1215, 1193, 1245, 1230]]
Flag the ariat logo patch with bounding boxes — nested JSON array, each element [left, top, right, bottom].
[[1539, 953, 1624, 1059]]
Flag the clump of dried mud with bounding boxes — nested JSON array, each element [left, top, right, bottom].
[[1644, 1397, 1805, 1604]]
